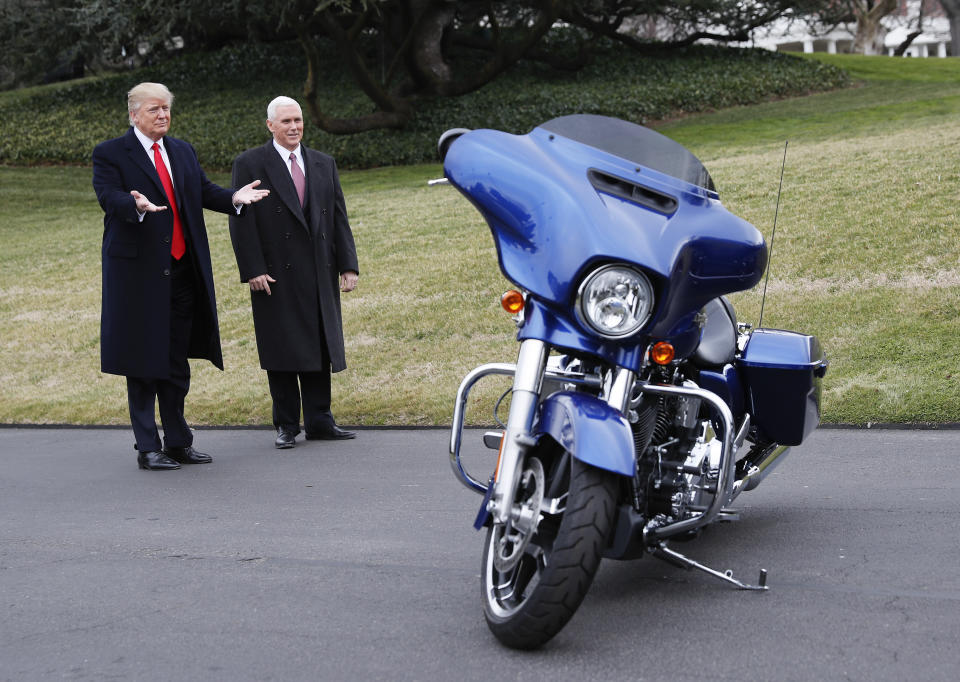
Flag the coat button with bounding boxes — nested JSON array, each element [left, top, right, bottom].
[[163, 268, 170, 276], [162, 236, 170, 244], [285, 232, 291, 239], [322, 208, 327, 215], [284, 264, 291, 270], [275, 206, 282, 214], [321, 233, 326, 240]]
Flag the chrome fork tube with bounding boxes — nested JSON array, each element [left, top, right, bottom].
[[490, 339, 548, 524], [606, 367, 636, 415]]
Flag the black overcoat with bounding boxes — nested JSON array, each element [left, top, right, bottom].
[[229, 142, 359, 372], [92, 128, 237, 378]]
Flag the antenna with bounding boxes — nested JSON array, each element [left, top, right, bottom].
[[758, 141, 788, 329]]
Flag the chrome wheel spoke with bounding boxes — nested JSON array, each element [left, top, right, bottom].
[[493, 544, 543, 609]]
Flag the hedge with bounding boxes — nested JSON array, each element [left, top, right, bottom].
[[0, 39, 848, 170]]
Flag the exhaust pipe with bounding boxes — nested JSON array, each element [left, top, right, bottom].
[[730, 443, 791, 499]]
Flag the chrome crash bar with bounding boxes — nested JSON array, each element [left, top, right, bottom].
[[450, 367, 755, 544], [637, 381, 740, 542], [449, 362, 602, 493]]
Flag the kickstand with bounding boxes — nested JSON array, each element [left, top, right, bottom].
[[652, 542, 768, 591]]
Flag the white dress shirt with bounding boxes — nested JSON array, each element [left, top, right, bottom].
[[273, 140, 306, 182], [133, 125, 174, 187]]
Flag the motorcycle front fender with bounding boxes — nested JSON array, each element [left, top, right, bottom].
[[536, 391, 635, 477]]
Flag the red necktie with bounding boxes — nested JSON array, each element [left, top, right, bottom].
[[290, 152, 305, 206], [152, 142, 186, 260]]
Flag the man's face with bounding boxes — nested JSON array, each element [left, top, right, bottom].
[[267, 104, 304, 151], [131, 97, 171, 141]]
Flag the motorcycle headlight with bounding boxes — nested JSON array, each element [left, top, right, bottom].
[[576, 265, 654, 339]]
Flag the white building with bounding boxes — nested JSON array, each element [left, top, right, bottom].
[[746, 0, 952, 57]]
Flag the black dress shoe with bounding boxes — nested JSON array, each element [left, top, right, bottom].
[[163, 445, 213, 464], [275, 428, 297, 449], [305, 425, 356, 440], [138, 450, 181, 470]]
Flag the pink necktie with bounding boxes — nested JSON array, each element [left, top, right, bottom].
[[152, 142, 186, 260], [290, 153, 305, 206]]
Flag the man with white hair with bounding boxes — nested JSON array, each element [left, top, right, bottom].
[[92, 82, 270, 470], [229, 96, 359, 449]]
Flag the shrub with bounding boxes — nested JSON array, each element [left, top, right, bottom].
[[0, 40, 847, 170]]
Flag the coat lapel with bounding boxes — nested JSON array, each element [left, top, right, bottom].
[[263, 142, 308, 230], [124, 128, 165, 197]]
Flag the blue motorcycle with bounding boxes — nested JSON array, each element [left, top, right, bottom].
[[441, 115, 827, 649]]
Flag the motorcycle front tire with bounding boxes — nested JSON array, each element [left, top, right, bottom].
[[481, 456, 618, 649]]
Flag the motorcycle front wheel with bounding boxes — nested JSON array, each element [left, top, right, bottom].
[[481, 454, 618, 649]]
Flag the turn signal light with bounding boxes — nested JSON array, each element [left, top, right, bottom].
[[650, 341, 675, 365], [500, 290, 525, 314]]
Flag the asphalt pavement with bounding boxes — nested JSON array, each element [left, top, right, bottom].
[[2, 426, 959, 681]]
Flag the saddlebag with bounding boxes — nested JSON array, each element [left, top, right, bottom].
[[738, 329, 828, 446]]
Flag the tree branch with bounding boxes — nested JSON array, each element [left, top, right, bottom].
[[452, 32, 595, 71], [562, 5, 792, 51], [297, 18, 412, 134], [441, 0, 560, 96], [894, 0, 925, 56]]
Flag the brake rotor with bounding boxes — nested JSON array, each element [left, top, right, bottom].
[[492, 456, 545, 573]]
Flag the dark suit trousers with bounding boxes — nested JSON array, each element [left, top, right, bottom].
[[127, 255, 195, 452], [267, 366, 333, 435]]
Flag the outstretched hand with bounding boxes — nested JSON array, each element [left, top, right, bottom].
[[130, 190, 167, 213], [233, 180, 270, 205]]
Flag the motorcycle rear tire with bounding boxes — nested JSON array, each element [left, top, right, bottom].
[[481, 456, 618, 649]]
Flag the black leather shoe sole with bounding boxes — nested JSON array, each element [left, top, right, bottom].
[[305, 429, 356, 441]]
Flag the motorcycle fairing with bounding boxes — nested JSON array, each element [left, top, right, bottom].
[[443, 115, 767, 352], [536, 391, 635, 477], [519, 302, 649, 373]]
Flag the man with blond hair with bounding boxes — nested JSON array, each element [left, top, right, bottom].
[[229, 96, 359, 449], [92, 82, 270, 471]]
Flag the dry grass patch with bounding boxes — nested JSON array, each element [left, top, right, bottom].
[[2, 56, 959, 425]]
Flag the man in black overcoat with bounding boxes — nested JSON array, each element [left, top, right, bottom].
[[229, 96, 359, 449], [92, 82, 269, 470]]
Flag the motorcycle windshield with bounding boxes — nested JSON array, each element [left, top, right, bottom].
[[539, 115, 716, 192], [443, 114, 767, 331]]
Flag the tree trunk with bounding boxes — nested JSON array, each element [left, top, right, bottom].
[[298, 18, 413, 134], [954, 15, 960, 56], [941, 0, 960, 56], [409, 0, 456, 93], [851, 0, 898, 55], [442, 0, 561, 97]]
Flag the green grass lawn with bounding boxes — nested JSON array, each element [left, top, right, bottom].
[[1, 54, 957, 426], [661, 54, 960, 424]]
